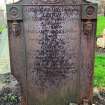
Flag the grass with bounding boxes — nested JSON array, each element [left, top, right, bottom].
[[92, 16, 105, 87], [96, 16, 105, 37], [94, 54, 105, 87], [0, 24, 5, 33]]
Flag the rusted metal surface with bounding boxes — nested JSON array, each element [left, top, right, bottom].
[[80, 3, 97, 104], [7, 5, 23, 21], [21, 96, 28, 105], [6, 0, 97, 105], [22, 5, 81, 105], [11, 21, 21, 36]]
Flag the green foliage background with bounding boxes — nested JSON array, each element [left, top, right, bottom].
[[97, 16, 105, 36], [95, 16, 105, 87], [94, 54, 105, 87]]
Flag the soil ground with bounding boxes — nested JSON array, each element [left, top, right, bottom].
[[0, 73, 21, 105]]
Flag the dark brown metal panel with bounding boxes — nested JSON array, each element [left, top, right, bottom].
[[23, 5, 81, 105], [7, 4, 27, 96], [20, 0, 82, 5], [80, 3, 97, 104], [7, 21, 27, 95], [80, 21, 96, 104]]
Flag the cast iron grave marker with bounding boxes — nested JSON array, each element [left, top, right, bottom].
[[6, 0, 97, 105]]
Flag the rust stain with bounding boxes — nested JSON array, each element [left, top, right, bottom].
[[21, 96, 28, 105]]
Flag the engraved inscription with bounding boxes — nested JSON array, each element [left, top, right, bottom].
[[24, 6, 80, 89]]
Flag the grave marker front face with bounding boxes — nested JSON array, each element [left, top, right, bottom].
[[6, 0, 97, 105]]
